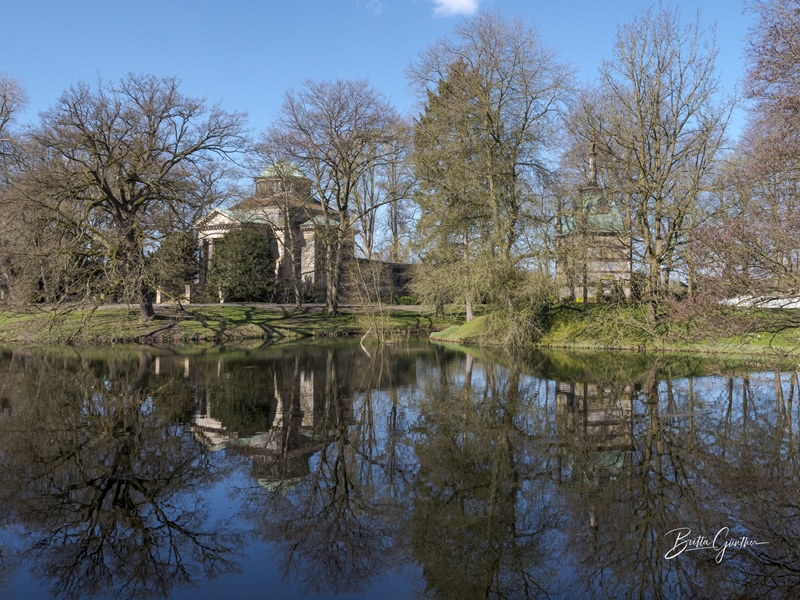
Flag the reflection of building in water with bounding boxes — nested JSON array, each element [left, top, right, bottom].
[[556, 381, 633, 447], [152, 346, 422, 484], [274, 369, 316, 428], [556, 380, 634, 484], [188, 356, 355, 483]]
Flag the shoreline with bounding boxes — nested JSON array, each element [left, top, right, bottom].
[[3, 303, 799, 363], [0, 304, 457, 345], [430, 312, 800, 360]]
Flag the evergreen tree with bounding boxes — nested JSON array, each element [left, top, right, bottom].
[[408, 11, 571, 329], [149, 231, 198, 301], [208, 228, 275, 302]]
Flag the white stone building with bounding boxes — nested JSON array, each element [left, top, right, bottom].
[[194, 165, 332, 300]]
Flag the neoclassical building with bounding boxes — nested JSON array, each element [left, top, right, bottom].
[[194, 165, 412, 304], [556, 146, 633, 302], [194, 165, 331, 299]]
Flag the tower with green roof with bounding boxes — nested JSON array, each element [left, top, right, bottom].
[[556, 145, 632, 302]]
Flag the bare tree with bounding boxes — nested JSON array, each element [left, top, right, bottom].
[[380, 125, 417, 263], [691, 0, 800, 304], [570, 5, 733, 314], [8, 74, 247, 319], [351, 120, 415, 261], [0, 74, 30, 301], [0, 73, 27, 173], [745, 0, 800, 143], [264, 80, 400, 315], [246, 154, 314, 307]]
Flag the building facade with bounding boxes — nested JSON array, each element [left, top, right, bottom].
[[194, 165, 413, 304], [194, 165, 330, 300]]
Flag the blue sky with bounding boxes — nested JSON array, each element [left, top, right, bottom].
[[3, 0, 753, 138]]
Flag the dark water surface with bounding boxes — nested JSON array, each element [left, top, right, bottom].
[[0, 340, 798, 599]]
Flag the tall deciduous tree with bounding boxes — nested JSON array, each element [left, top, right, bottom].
[[0, 74, 28, 301], [408, 10, 572, 324], [703, 0, 800, 301], [0, 73, 27, 173], [745, 0, 800, 149], [351, 121, 415, 261], [570, 6, 732, 311], [9, 73, 247, 319], [264, 80, 400, 314]]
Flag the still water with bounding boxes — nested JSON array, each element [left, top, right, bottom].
[[0, 340, 798, 599]]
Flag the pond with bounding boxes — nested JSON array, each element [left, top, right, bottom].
[[0, 340, 797, 599]]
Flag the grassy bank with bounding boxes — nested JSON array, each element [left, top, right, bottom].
[[431, 303, 800, 357], [0, 305, 461, 345]]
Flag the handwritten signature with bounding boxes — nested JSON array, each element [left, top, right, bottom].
[[664, 527, 769, 563]]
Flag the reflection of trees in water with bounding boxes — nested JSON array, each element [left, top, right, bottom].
[[239, 346, 564, 598], [676, 372, 800, 599], [0, 348, 243, 600], [410, 350, 562, 599], [4, 343, 798, 599], [554, 365, 800, 599], [556, 365, 704, 599], [240, 344, 800, 599], [238, 344, 418, 595]]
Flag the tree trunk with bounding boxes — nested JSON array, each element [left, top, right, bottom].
[[124, 229, 155, 322], [646, 298, 657, 324], [464, 229, 473, 322], [285, 226, 302, 309], [326, 229, 342, 315], [139, 285, 155, 321], [645, 247, 660, 323]]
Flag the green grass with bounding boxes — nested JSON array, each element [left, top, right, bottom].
[[538, 304, 654, 348], [430, 315, 489, 344], [429, 302, 800, 358], [535, 304, 800, 354], [0, 304, 462, 345]]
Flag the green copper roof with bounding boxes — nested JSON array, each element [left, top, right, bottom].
[[258, 163, 306, 179], [559, 185, 626, 235], [560, 212, 625, 234]]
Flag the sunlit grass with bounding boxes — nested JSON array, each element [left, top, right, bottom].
[[0, 304, 461, 344]]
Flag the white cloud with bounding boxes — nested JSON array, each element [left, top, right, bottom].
[[431, 0, 480, 17], [365, 0, 384, 15]]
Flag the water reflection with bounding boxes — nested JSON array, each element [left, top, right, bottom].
[[0, 348, 242, 599], [0, 343, 799, 599]]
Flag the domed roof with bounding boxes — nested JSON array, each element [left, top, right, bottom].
[[257, 163, 306, 179]]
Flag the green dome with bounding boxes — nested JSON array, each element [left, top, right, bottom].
[[258, 163, 305, 179]]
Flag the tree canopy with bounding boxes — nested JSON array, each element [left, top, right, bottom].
[[566, 5, 732, 310], [4, 73, 247, 318], [263, 79, 401, 314]]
